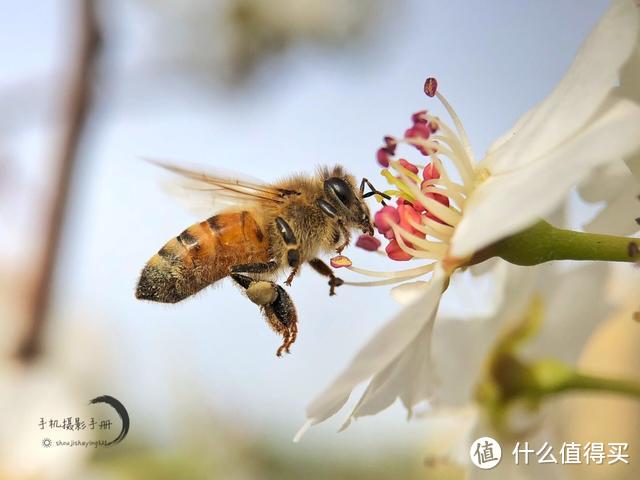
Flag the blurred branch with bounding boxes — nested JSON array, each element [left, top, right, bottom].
[[15, 0, 102, 362]]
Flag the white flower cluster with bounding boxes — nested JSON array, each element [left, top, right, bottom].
[[296, 4, 640, 476]]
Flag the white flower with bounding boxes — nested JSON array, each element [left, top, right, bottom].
[[297, 0, 640, 437], [558, 265, 640, 479], [579, 160, 639, 235], [451, 0, 640, 257], [619, 2, 640, 182], [579, 1, 640, 235], [423, 262, 612, 478]]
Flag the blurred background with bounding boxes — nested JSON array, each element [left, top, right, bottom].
[[0, 0, 637, 479]]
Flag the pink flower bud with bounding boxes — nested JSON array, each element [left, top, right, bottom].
[[404, 122, 431, 140], [383, 136, 397, 155], [376, 148, 391, 167], [386, 240, 413, 261], [397, 201, 426, 239], [398, 158, 419, 174], [411, 110, 428, 124], [424, 77, 438, 97], [415, 139, 438, 157], [422, 162, 440, 180], [421, 189, 450, 208], [355, 234, 382, 251], [374, 206, 400, 236], [409, 199, 426, 214]]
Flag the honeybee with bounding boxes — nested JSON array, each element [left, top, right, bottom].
[[136, 160, 384, 356]]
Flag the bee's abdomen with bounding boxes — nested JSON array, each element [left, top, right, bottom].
[[136, 211, 269, 303]]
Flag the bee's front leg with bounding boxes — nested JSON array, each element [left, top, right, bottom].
[[274, 217, 300, 286], [308, 258, 344, 296], [335, 220, 351, 254], [231, 273, 298, 356]]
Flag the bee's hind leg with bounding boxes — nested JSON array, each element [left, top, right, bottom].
[[231, 274, 298, 357]]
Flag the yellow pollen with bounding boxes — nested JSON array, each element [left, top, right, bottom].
[[474, 168, 491, 187]]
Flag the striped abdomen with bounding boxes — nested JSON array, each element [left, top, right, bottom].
[[136, 211, 269, 303]]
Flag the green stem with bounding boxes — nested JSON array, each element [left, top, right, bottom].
[[483, 220, 638, 266], [552, 373, 640, 399], [529, 360, 640, 399]]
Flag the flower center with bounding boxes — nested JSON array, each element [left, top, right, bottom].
[[339, 78, 481, 287]]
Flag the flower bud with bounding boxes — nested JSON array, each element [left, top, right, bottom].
[[386, 240, 413, 261], [404, 122, 431, 140], [376, 148, 391, 167], [355, 235, 382, 251], [422, 162, 440, 181], [398, 158, 419, 174], [374, 206, 400, 237]]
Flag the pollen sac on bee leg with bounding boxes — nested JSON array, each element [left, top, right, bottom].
[[246, 280, 279, 306], [231, 273, 298, 356]]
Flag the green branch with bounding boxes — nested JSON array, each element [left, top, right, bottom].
[[526, 359, 640, 401], [475, 220, 639, 266], [560, 373, 640, 398]]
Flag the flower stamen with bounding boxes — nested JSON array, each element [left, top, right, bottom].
[[406, 215, 452, 242], [345, 263, 435, 279], [345, 77, 482, 285], [343, 274, 425, 287], [433, 89, 476, 166]]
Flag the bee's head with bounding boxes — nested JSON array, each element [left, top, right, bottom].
[[321, 166, 373, 235]]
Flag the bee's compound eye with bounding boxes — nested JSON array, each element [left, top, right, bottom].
[[325, 177, 353, 207]]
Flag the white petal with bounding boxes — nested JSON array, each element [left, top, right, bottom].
[[579, 160, 640, 235], [389, 281, 430, 305], [469, 257, 501, 277], [467, 414, 567, 480], [422, 407, 479, 467], [483, 0, 640, 174], [626, 154, 640, 181], [619, 40, 640, 103], [523, 263, 611, 363], [340, 317, 435, 428], [425, 265, 611, 474], [578, 160, 632, 202], [620, 35, 640, 180], [451, 98, 640, 258], [433, 262, 610, 408], [433, 263, 538, 406], [302, 267, 448, 428], [584, 177, 640, 235]]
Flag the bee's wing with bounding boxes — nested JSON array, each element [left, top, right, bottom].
[[146, 158, 295, 217]]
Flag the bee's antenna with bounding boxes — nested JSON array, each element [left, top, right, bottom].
[[360, 178, 390, 206]]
